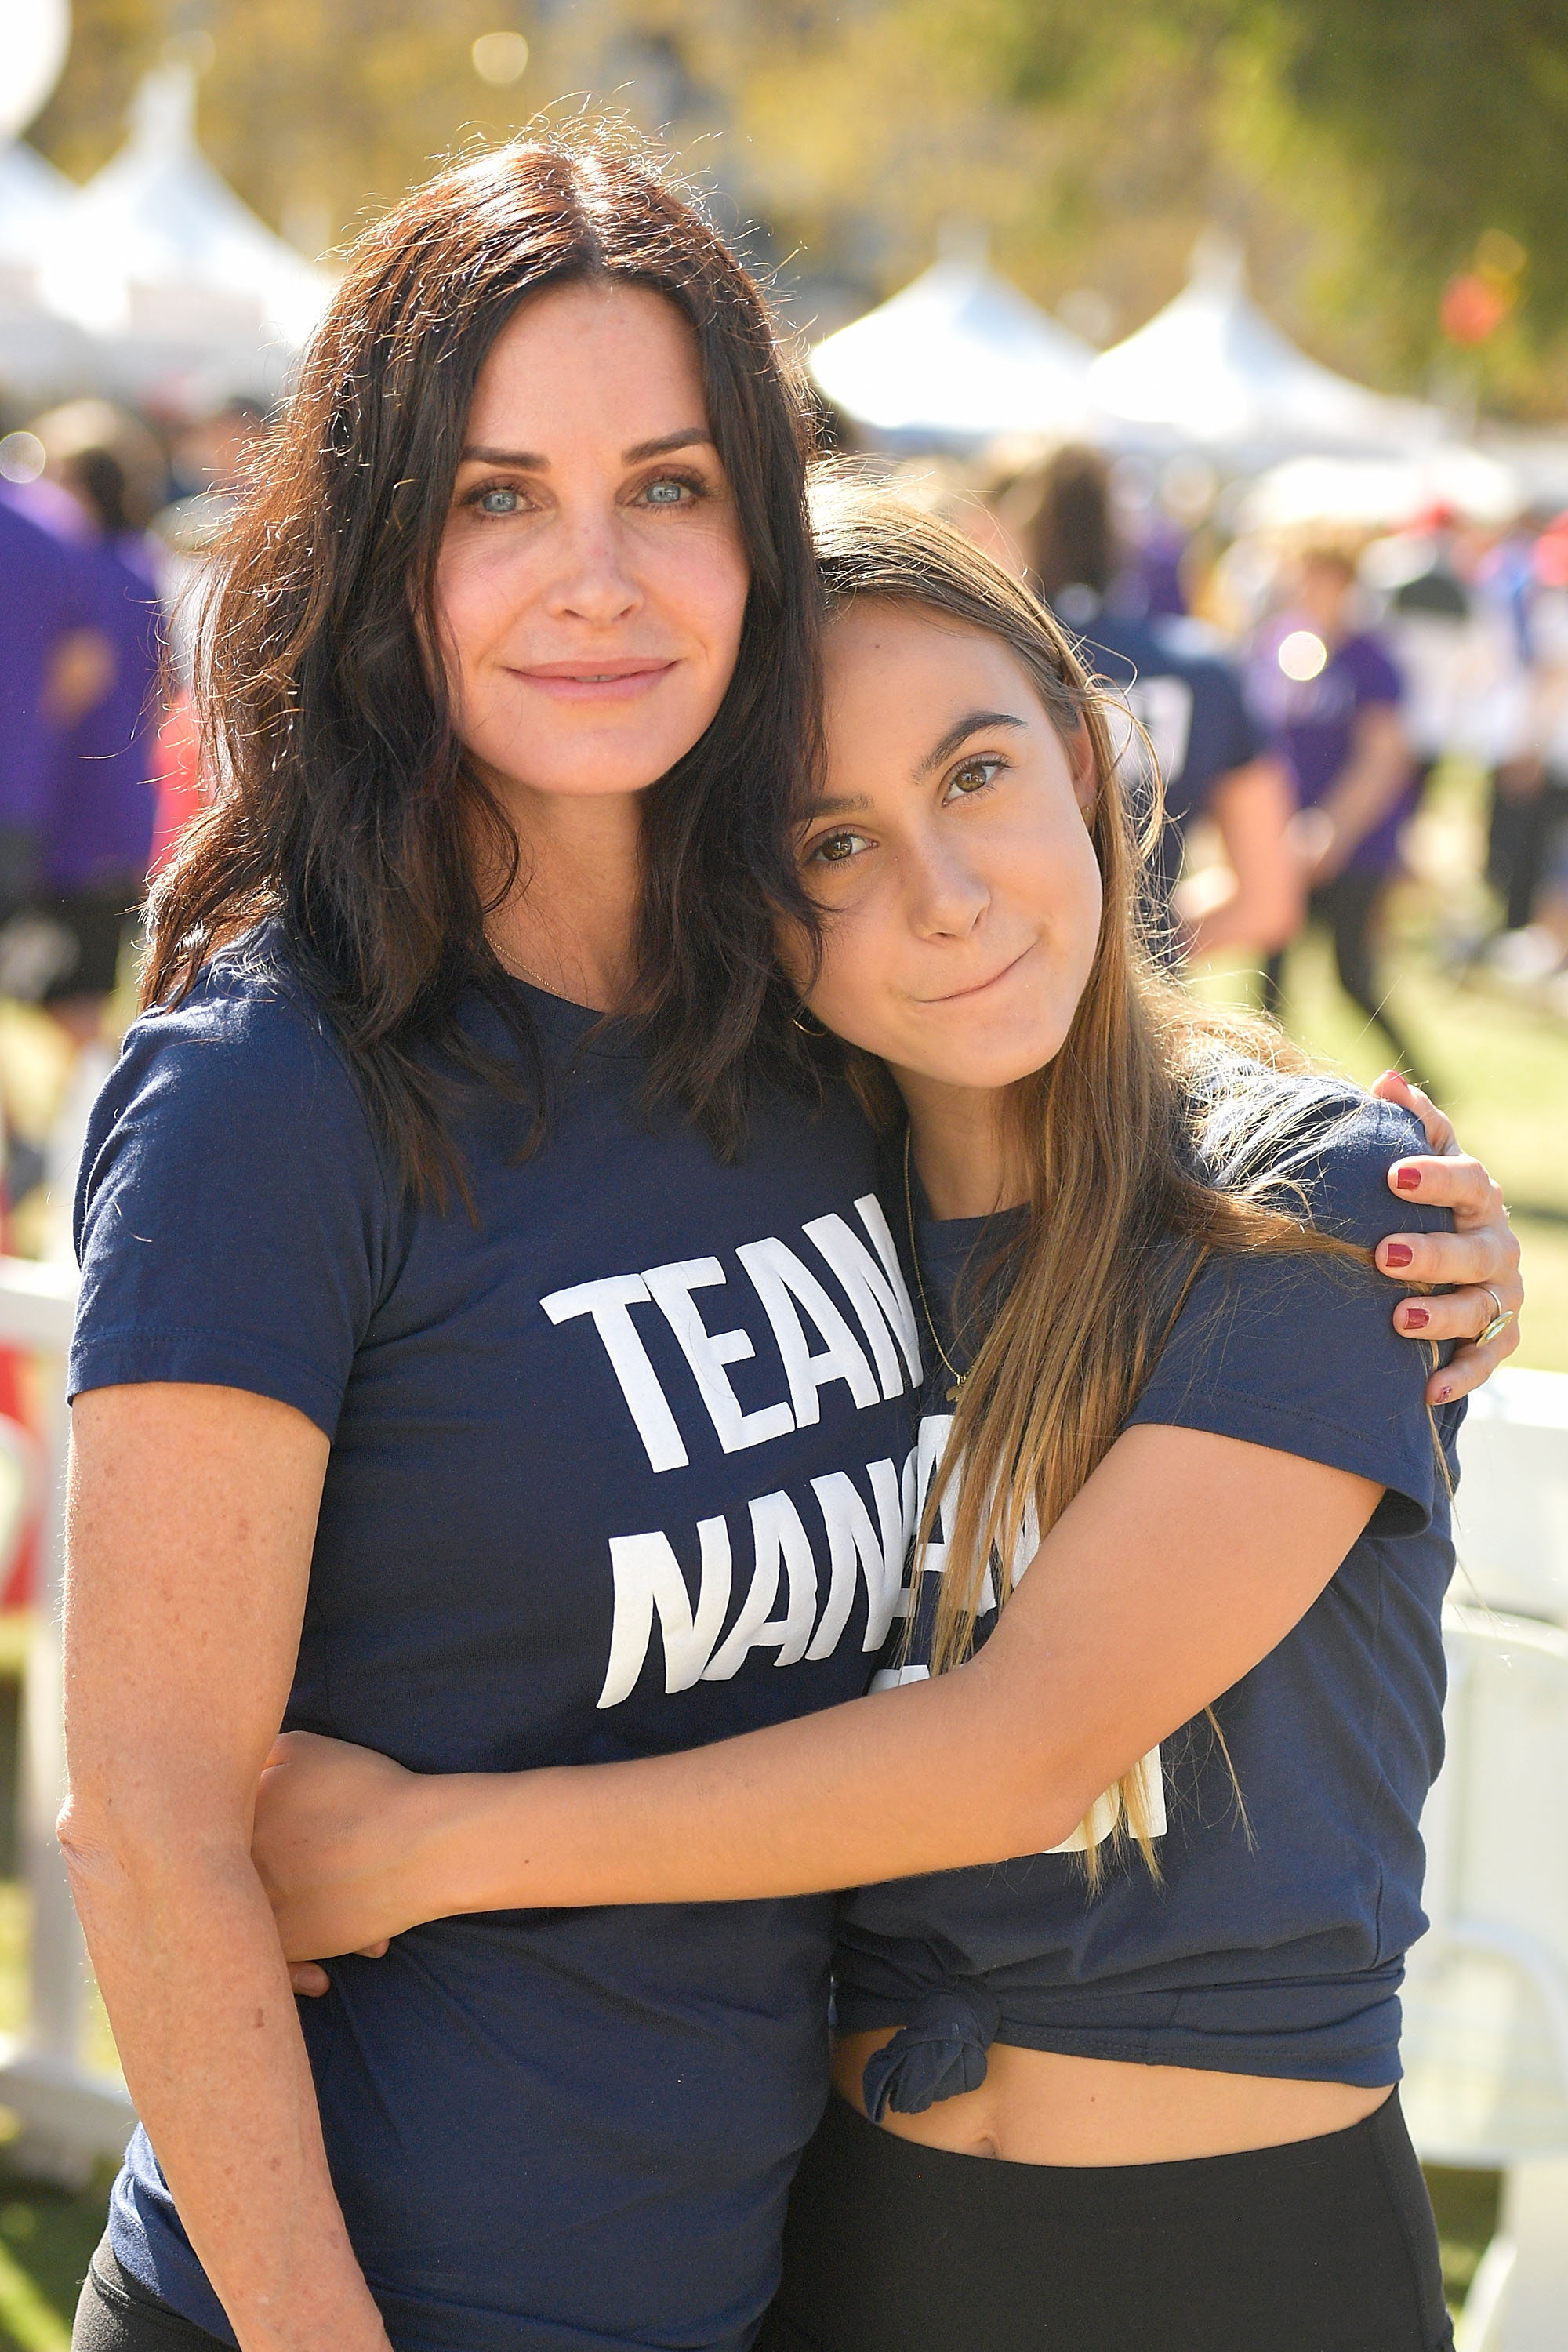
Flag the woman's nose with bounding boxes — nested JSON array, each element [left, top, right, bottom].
[[544, 513, 642, 626]]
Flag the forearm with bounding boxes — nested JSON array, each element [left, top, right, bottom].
[[1318, 730, 1410, 865], [1185, 760, 1302, 960], [410, 1654, 1085, 1915], [65, 1822, 390, 2352]]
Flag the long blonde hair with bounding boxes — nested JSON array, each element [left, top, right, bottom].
[[809, 475, 1374, 1875]]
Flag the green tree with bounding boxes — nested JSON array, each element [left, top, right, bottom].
[[24, 0, 1568, 415]]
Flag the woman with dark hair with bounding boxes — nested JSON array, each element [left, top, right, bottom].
[[62, 140, 912, 2352], [61, 138, 1517, 2352]]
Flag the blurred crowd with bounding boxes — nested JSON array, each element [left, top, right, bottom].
[[3, 394, 1568, 1265]]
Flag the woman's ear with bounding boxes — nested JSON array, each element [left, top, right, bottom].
[[1066, 717, 1098, 822]]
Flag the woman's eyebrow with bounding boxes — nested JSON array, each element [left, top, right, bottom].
[[460, 444, 547, 469], [456, 429, 715, 470], [916, 710, 1029, 778], [622, 427, 716, 463]]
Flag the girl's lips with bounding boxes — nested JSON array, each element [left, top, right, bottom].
[[509, 662, 677, 702], [919, 943, 1035, 1006]]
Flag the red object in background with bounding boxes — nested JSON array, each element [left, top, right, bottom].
[[150, 691, 205, 875], [1534, 517, 1568, 588], [0, 1185, 39, 1612], [1440, 272, 1512, 346]]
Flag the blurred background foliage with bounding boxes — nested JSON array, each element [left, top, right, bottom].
[[24, 0, 1568, 418]]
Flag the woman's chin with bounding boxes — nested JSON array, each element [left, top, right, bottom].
[[467, 712, 720, 804]]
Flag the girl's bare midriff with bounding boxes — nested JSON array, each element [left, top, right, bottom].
[[832, 2029, 1392, 2166]]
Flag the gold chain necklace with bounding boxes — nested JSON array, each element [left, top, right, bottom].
[[903, 1127, 967, 1406]]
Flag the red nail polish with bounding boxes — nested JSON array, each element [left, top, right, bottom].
[[1403, 1307, 1429, 1329], [1384, 1243, 1414, 1266], [1396, 1168, 1421, 1191]]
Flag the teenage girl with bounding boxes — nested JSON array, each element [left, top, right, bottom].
[[253, 482, 1512, 2350]]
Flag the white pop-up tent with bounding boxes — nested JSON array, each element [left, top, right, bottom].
[[0, 142, 92, 403], [32, 61, 333, 400], [0, 0, 93, 398], [0, 137, 72, 266], [810, 241, 1094, 445], [1240, 446, 1523, 533], [1087, 232, 1439, 464]]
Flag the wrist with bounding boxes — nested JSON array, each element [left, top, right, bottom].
[[406, 1768, 550, 1920]]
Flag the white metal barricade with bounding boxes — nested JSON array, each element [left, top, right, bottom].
[[1410, 1367, 1568, 2352], [1451, 1367, 1568, 1628], [0, 1255, 134, 2181]]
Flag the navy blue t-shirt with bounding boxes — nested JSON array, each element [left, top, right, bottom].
[[1073, 608, 1262, 906], [69, 935, 924, 2352], [836, 1084, 1461, 2106]]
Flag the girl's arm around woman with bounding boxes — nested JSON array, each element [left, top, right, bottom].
[[261, 1417, 1379, 1951]]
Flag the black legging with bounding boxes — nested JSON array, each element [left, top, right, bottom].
[[757, 2088, 1453, 2352], [73, 2238, 227, 2351], [1264, 866, 1417, 1073], [1488, 767, 1568, 930]]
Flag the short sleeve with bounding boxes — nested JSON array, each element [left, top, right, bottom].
[[1213, 662, 1264, 775], [1127, 1095, 1454, 1534], [69, 956, 395, 1440]]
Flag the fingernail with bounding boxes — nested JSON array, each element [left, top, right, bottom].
[[1436, 1385, 1453, 1403], [1384, 1242, 1414, 1266], [1395, 1167, 1421, 1192], [1403, 1306, 1429, 1329]]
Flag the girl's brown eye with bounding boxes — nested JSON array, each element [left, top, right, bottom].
[[811, 830, 866, 865], [946, 757, 1001, 798]]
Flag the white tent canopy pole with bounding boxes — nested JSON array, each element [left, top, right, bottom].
[[1087, 230, 1443, 463], [35, 60, 333, 352]]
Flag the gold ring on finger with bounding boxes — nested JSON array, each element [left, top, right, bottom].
[[1478, 1285, 1516, 1347]]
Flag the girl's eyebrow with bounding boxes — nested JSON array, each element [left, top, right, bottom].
[[799, 791, 873, 822], [916, 710, 1028, 779]]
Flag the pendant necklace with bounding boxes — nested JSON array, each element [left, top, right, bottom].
[[903, 1127, 967, 1406]]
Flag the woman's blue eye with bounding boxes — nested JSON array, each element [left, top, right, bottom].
[[643, 478, 689, 505], [477, 487, 521, 516]]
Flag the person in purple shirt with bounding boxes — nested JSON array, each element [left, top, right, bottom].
[[0, 488, 111, 927], [1248, 549, 1418, 1071], [1, 410, 165, 1036]]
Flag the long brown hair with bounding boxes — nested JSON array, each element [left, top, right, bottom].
[[810, 477, 1375, 1871], [146, 134, 826, 1197]]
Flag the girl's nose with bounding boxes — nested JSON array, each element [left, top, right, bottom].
[[906, 840, 990, 940]]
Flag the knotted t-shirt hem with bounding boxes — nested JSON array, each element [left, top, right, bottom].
[[833, 1988, 1403, 2089]]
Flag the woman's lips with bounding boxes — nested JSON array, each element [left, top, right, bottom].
[[509, 660, 677, 702]]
